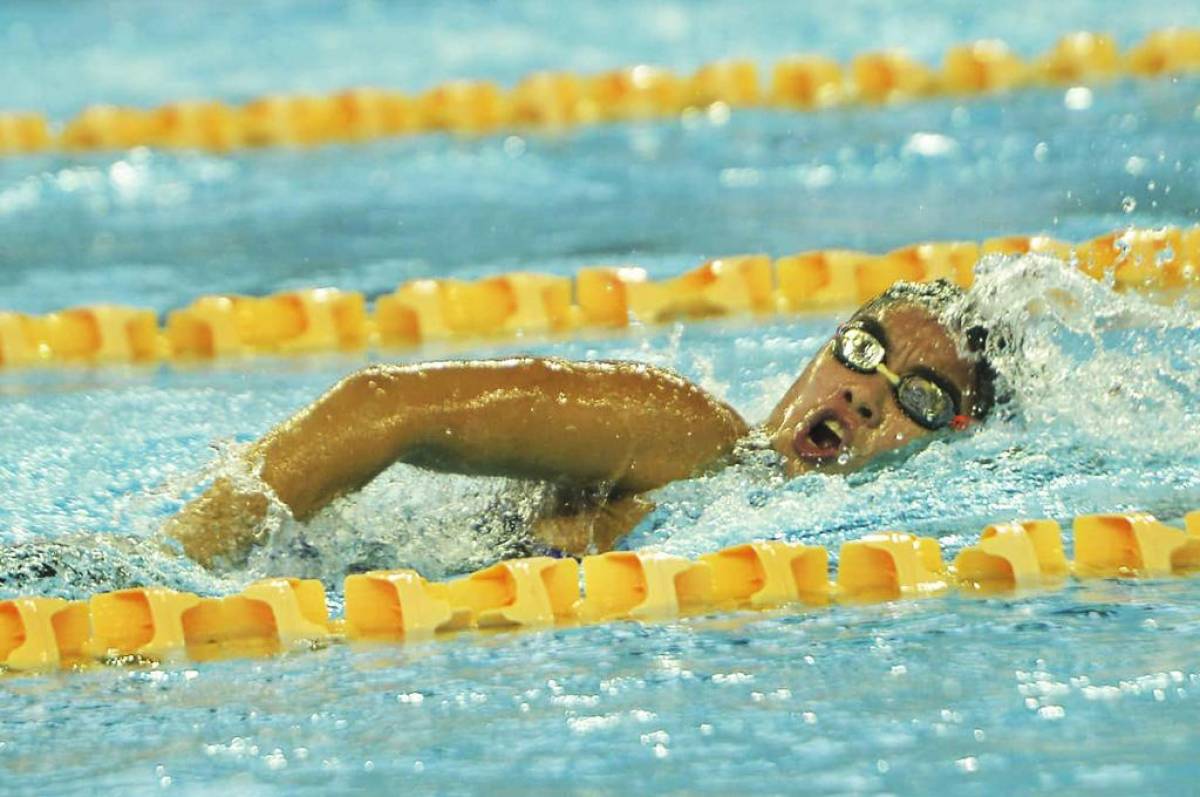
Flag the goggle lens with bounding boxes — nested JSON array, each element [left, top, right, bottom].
[[897, 375, 956, 429], [833, 324, 958, 430], [835, 326, 886, 372]]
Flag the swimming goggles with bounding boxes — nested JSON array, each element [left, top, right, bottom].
[[833, 324, 959, 430]]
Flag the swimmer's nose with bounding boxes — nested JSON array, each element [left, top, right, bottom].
[[841, 383, 884, 429]]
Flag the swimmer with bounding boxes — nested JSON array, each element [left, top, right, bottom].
[[165, 280, 996, 567]]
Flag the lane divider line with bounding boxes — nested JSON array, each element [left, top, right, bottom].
[[1, 225, 1195, 369], [2, 29, 1199, 157], [3, 510, 1199, 675]]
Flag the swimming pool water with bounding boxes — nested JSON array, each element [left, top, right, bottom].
[[2, 1, 1200, 794]]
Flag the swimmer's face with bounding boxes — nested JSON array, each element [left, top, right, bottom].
[[766, 302, 979, 476]]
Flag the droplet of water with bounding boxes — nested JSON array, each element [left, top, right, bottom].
[[1121, 196, 1137, 213], [1063, 86, 1093, 111], [503, 136, 526, 158]]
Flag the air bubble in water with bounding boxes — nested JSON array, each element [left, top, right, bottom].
[[836, 452, 851, 465], [1121, 196, 1137, 213]]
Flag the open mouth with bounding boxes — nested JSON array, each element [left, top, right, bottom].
[[793, 412, 850, 460], [809, 417, 845, 450]]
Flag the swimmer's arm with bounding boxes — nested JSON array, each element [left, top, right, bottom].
[[168, 358, 747, 564], [261, 358, 749, 515]]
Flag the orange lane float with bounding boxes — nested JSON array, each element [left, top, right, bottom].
[[881, 241, 981, 290], [574, 266, 650, 328], [344, 570, 471, 639], [624, 255, 773, 322], [0, 313, 39, 368], [149, 101, 245, 151], [511, 72, 589, 128], [375, 273, 573, 346], [0, 597, 89, 671], [1073, 513, 1200, 579], [5, 28, 1200, 156], [0, 112, 52, 155], [1036, 32, 1122, 84], [774, 249, 869, 311], [58, 105, 152, 152], [689, 59, 761, 109], [82, 587, 201, 662], [33, 306, 162, 363], [837, 531, 948, 600], [182, 578, 333, 660], [166, 289, 369, 359], [419, 80, 510, 135], [5, 510, 1200, 676], [770, 55, 845, 109], [941, 40, 1029, 94], [330, 88, 418, 142], [701, 541, 829, 607], [1076, 227, 1194, 289], [586, 66, 688, 122], [0, 306, 162, 365], [850, 51, 939, 104], [443, 556, 580, 629], [3, 224, 1199, 369], [953, 520, 1069, 591], [1127, 27, 1200, 77], [577, 551, 714, 621]]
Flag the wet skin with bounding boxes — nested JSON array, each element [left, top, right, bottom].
[[764, 303, 979, 476], [167, 300, 981, 565]]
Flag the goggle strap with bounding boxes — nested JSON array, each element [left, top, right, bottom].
[[874, 363, 901, 386]]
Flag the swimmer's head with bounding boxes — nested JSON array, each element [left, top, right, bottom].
[[765, 279, 996, 476]]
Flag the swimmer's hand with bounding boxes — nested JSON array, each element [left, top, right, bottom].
[[529, 494, 655, 557], [162, 477, 269, 568]]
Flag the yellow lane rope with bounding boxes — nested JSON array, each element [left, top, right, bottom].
[[1, 511, 1197, 673], [1, 29, 1199, 156], [0, 224, 1194, 369]]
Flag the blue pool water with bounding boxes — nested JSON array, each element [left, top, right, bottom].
[[3, 1, 1200, 794]]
